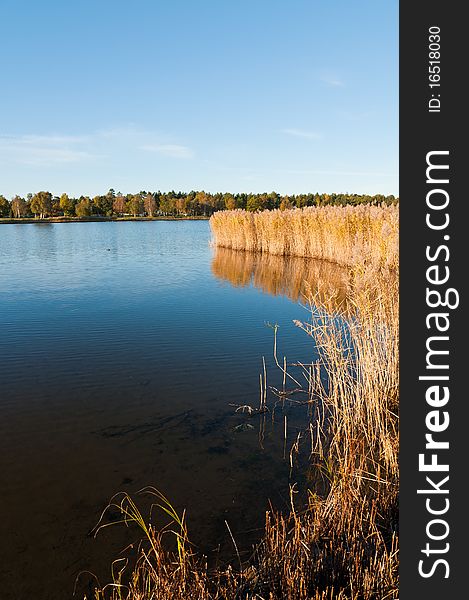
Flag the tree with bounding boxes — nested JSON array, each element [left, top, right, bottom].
[[267, 191, 280, 209], [128, 195, 143, 217], [144, 194, 157, 217], [50, 195, 62, 216], [113, 195, 126, 215], [159, 195, 176, 215], [246, 195, 263, 212], [59, 193, 74, 216], [279, 196, 293, 210], [175, 197, 188, 215], [223, 193, 236, 210], [75, 197, 92, 217], [0, 195, 11, 217], [30, 191, 52, 218], [91, 195, 112, 216], [194, 191, 209, 215], [11, 195, 27, 218]]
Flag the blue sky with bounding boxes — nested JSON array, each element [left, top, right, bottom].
[[0, 0, 398, 198]]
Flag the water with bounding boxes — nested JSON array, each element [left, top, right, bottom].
[[0, 221, 348, 599]]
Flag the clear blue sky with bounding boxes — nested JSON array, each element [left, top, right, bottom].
[[0, 0, 398, 198]]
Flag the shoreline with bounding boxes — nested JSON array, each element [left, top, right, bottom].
[[0, 216, 210, 225]]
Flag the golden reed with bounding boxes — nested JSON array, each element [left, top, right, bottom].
[[210, 204, 398, 270]]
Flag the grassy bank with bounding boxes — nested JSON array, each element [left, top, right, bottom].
[[210, 205, 398, 269], [0, 215, 209, 225]]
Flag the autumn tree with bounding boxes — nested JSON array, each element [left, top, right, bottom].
[[128, 195, 143, 217], [59, 193, 75, 216], [174, 197, 186, 215], [159, 195, 176, 215], [50, 195, 62, 216], [0, 195, 11, 217], [222, 193, 236, 210], [75, 197, 92, 217], [194, 191, 209, 215], [30, 191, 52, 218], [113, 195, 126, 215], [11, 195, 27, 218], [0, 189, 399, 220], [279, 196, 293, 210], [144, 194, 157, 216]]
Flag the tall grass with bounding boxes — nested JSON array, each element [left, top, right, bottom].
[[87, 206, 399, 599], [210, 205, 399, 269], [241, 267, 398, 598]]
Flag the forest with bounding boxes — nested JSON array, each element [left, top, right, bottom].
[[0, 189, 398, 219]]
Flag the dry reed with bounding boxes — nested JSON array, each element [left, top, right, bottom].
[[210, 205, 399, 270]]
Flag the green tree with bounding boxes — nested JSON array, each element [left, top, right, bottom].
[[91, 195, 112, 216], [128, 195, 143, 216], [59, 193, 74, 216], [267, 191, 280, 209], [0, 195, 11, 217], [159, 195, 176, 215], [50, 195, 62, 216], [75, 197, 92, 217], [246, 195, 263, 212], [30, 191, 52, 218]]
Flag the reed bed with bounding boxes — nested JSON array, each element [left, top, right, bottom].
[[247, 267, 399, 598], [87, 208, 399, 599], [210, 205, 399, 269]]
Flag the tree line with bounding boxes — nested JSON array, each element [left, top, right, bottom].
[[0, 189, 398, 219]]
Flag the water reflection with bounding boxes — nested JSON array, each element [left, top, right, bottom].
[[211, 247, 351, 310], [1, 222, 318, 600]]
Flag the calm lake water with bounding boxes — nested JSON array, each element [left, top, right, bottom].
[[0, 221, 348, 599]]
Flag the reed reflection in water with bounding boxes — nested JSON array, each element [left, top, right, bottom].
[[211, 246, 351, 310]]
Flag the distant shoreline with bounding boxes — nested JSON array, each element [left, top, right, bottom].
[[0, 216, 210, 225]]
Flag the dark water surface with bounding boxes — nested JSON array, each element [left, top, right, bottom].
[[0, 221, 346, 599]]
